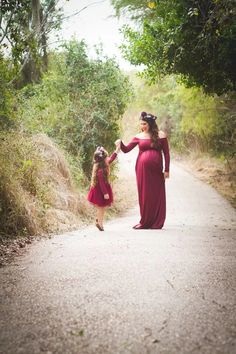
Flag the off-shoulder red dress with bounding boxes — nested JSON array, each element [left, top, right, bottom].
[[120, 137, 170, 229], [87, 152, 117, 207]]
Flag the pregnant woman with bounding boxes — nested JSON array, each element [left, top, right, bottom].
[[116, 112, 170, 229]]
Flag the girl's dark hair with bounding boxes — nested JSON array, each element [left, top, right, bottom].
[[93, 146, 108, 163], [91, 147, 109, 187], [140, 112, 160, 148]]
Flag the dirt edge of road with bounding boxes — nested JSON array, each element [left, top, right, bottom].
[[174, 153, 236, 209]]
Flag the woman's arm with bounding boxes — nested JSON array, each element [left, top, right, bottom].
[[120, 138, 138, 153], [161, 138, 170, 173]]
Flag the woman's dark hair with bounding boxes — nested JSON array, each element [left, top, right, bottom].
[[140, 111, 160, 148]]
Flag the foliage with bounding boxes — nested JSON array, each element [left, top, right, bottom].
[[112, 0, 236, 95], [18, 40, 133, 176], [111, 0, 151, 19], [0, 52, 16, 129], [122, 74, 236, 158], [0, 6, 133, 237], [177, 86, 221, 150], [64, 41, 132, 174], [0, 0, 64, 84], [1, 0, 32, 63]]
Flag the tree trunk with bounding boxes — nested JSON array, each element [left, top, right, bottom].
[[22, 0, 42, 84], [40, 6, 48, 72], [31, 0, 41, 34]]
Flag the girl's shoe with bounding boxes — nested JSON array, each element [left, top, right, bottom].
[[95, 220, 104, 231]]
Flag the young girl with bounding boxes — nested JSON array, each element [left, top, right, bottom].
[[87, 145, 120, 231]]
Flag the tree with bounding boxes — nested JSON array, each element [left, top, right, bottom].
[[18, 40, 133, 176], [111, 0, 151, 19], [111, 0, 236, 95], [0, 0, 63, 84]]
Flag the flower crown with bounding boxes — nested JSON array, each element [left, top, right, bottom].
[[94, 146, 108, 163], [140, 111, 157, 121]]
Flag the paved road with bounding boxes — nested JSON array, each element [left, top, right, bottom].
[[0, 153, 236, 354]]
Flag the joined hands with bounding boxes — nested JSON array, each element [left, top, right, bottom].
[[115, 139, 121, 153]]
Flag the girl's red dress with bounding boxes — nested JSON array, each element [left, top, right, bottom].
[[120, 137, 170, 229], [87, 152, 117, 207]]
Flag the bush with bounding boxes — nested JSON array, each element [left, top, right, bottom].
[[0, 133, 92, 238], [0, 53, 16, 130], [18, 40, 133, 176], [0, 132, 47, 236], [121, 74, 236, 161]]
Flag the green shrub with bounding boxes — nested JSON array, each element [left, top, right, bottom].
[[18, 41, 133, 177], [0, 53, 16, 130], [121, 74, 235, 160]]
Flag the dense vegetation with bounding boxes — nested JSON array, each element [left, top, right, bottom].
[[112, 0, 236, 95], [18, 40, 132, 176], [0, 0, 235, 238], [0, 1, 132, 237], [112, 0, 236, 166], [122, 73, 236, 206], [123, 74, 235, 160]]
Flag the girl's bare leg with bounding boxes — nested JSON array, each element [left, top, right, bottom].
[[96, 207, 106, 228]]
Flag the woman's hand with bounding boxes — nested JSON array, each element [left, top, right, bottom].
[[164, 172, 170, 179], [104, 194, 109, 200]]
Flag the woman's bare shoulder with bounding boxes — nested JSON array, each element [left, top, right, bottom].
[[135, 133, 143, 138], [158, 130, 167, 138]]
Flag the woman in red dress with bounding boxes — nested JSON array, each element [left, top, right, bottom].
[[116, 112, 170, 229], [87, 146, 119, 231]]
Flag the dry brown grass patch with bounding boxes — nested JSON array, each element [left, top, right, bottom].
[[0, 133, 93, 239], [175, 152, 236, 208]]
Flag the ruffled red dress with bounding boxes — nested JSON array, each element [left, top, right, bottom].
[[121, 137, 170, 229], [87, 152, 117, 207]]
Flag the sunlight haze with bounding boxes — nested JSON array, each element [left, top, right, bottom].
[[56, 0, 135, 71]]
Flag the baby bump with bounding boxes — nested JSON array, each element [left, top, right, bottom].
[[137, 150, 163, 171]]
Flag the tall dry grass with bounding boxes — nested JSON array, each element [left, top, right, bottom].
[[0, 133, 93, 238], [0, 132, 137, 242], [175, 151, 236, 208]]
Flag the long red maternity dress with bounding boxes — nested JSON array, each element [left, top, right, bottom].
[[87, 152, 117, 207], [120, 137, 170, 229]]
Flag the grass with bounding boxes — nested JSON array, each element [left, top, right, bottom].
[[174, 151, 236, 208]]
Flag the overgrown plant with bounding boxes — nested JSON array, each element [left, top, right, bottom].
[[0, 132, 48, 236], [0, 53, 16, 130], [112, 0, 236, 95], [122, 74, 236, 160], [0, 0, 64, 85], [19, 40, 133, 176]]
